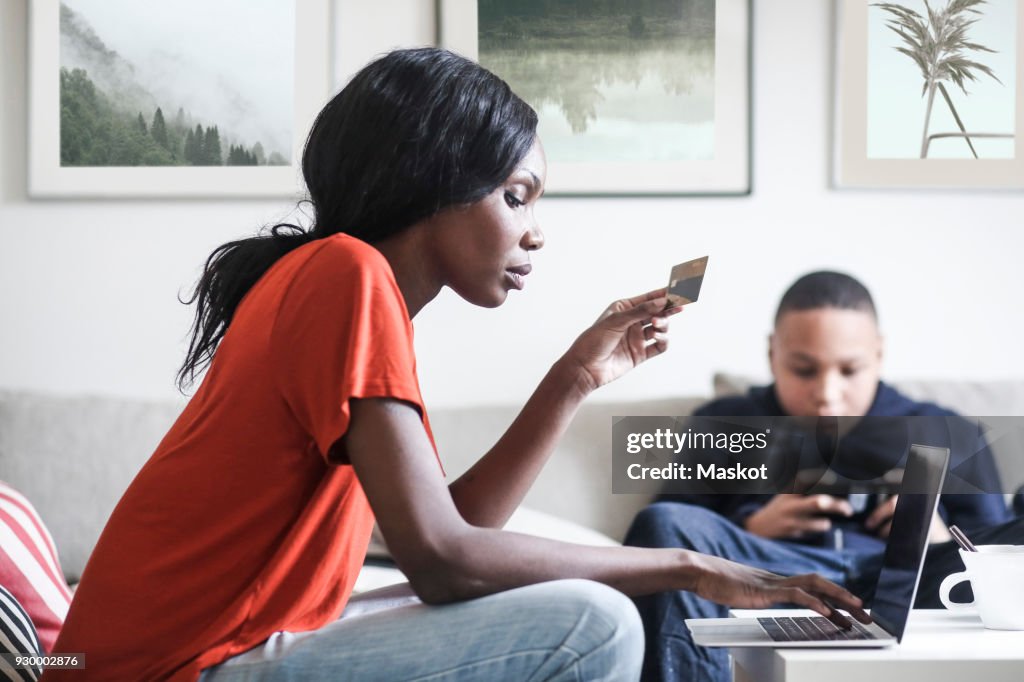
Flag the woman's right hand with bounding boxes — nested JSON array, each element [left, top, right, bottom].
[[688, 552, 871, 628], [559, 288, 682, 395]]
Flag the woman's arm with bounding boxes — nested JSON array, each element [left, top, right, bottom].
[[448, 290, 677, 528], [344, 396, 869, 628]]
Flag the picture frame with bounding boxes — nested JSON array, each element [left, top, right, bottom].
[[439, 0, 751, 195], [28, 0, 331, 198], [834, 0, 1024, 189]]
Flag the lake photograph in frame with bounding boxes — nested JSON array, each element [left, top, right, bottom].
[[477, 0, 716, 164], [867, 0, 1016, 159], [58, 0, 295, 168]]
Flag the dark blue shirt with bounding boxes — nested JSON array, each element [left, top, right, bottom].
[[663, 382, 1010, 552]]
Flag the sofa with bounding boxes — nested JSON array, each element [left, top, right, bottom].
[[2, 376, 1023, 592]]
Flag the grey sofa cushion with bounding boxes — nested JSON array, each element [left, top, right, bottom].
[[715, 371, 1024, 416], [0, 389, 706, 583], [428, 396, 708, 542], [0, 390, 184, 583]]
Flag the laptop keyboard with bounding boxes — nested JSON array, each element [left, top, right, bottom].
[[757, 616, 875, 642]]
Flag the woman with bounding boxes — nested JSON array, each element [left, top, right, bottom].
[[48, 48, 867, 681]]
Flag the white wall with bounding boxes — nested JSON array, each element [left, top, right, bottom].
[[2, 0, 1023, 411]]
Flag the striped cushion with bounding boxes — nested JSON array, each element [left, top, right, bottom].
[[0, 482, 72, 654], [0, 585, 41, 681]]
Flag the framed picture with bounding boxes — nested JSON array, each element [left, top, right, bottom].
[[28, 0, 331, 198], [835, 0, 1024, 188], [439, 0, 751, 195]]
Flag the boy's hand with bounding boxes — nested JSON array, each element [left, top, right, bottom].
[[745, 494, 854, 539], [865, 495, 952, 543]]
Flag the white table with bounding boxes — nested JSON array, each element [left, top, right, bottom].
[[728, 609, 1024, 682]]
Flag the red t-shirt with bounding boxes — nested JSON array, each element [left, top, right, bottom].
[[47, 234, 436, 681]]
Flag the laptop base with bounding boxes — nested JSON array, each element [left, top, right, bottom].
[[687, 616, 895, 648]]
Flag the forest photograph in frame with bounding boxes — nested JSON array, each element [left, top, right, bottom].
[[29, 0, 330, 197]]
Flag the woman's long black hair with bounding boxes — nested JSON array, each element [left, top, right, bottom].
[[177, 48, 538, 391]]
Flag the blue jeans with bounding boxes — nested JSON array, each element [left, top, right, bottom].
[[199, 579, 644, 681], [623, 503, 883, 682]]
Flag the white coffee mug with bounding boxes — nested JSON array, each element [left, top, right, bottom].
[[939, 545, 1024, 630]]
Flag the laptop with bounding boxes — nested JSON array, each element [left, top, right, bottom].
[[685, 443, 950, 648]]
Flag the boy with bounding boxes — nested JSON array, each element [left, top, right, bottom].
[[625, 271, 1022, 682]]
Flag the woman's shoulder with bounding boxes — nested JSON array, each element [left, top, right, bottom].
[[286, 233, 395, 288], [264, 232, 410, 346], [245, 232, 402, 329], [312, 232, 388, 267]]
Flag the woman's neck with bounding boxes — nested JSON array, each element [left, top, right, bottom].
[[373, 225, 442, 319]]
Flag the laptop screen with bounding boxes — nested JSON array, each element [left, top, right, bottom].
[[869, 444, 949, 642]]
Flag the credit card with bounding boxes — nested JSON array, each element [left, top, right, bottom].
[[666, 256, 709, 308]]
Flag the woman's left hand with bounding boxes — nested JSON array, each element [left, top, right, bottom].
[[561, 288, 684, 394]]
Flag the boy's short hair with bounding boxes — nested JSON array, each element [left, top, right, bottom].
[[774, 271, 877, 324]]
